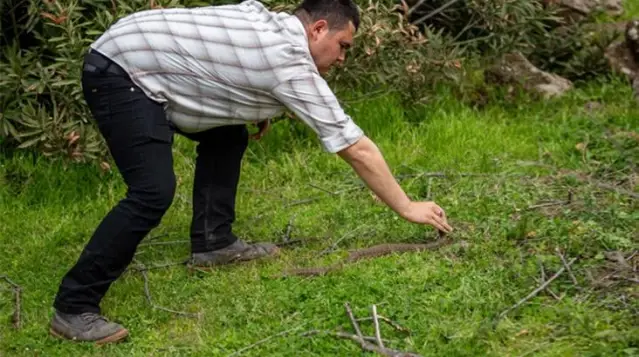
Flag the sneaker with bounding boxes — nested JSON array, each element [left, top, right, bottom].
[[191, 239, 279, 267], [49, 311, 129, 344]]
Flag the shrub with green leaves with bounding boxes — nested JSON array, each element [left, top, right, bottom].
[[0, 0, 622, 161]]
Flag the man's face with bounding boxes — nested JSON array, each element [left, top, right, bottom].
[[307, 20, 355, 75]]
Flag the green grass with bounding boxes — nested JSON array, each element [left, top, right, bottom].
[[1, 75, 637, 356]]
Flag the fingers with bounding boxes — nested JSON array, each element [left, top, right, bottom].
[[250, 121, 269, 140], [429, 213, 452, 233], [430, 207, 452, 233]]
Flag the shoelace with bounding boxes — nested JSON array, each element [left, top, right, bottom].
[[80, 312, 108, 325]]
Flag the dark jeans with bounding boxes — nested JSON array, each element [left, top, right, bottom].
[[53, 50, 248, 314]]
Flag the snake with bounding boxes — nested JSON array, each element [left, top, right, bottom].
[[279, 237, 454, 277]]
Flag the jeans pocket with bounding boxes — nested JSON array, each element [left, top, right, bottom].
[[147, 119, 175, 144]]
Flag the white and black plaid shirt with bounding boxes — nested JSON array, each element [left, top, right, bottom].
[[90, 0, 363, 153]]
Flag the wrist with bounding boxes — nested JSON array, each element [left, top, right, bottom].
[[396, 198, 413, 219]]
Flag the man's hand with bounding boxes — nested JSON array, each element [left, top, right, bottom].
[[338, 135, 453, 234], [399, 201, 452, 233], [250, 120, 270, 140]]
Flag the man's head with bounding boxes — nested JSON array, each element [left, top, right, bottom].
[[294, 0, 359, 74]]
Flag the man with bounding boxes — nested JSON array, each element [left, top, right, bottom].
[[50, 0, 453, 344]]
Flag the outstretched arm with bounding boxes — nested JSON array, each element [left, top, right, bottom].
[[337, 135, 453, 233]]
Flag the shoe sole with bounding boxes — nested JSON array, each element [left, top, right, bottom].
[[186, 251, 279, 270], [49, 327, 129, 345], [190, 248, 280, 269]]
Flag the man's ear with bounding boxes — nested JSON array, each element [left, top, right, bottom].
[[309, 19, 329, 39]]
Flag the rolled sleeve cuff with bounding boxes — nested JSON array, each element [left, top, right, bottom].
[[320, 120, 365, 153]]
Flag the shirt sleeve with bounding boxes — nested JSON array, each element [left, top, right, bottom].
[[271, 71, 364, 153]]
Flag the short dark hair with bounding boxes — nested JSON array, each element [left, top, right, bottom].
[[294, 0, 360, 31]]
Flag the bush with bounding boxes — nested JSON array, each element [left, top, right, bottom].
[[0, 0, 621, 161]]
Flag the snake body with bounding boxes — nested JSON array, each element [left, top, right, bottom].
[[281, 238, 454, 277]]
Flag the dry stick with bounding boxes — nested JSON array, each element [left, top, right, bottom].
[[317, 225, 368, 257], [226, 325, 305, 357], [129, 260, 188, 272], [282, 214, 297, 242], [407, 0, 429, 15], [611, 276, 639, 284], [139, 240, 189, 247], [426, 177, 433, 200], [538, 262, 561, 300], [344, 302, 365, 348], [587, 180, 639, 199], [140, 269, 199, 317], [275, 237, 322, 248], [372, 305, 384, 349], [0, 275, 21, 329], [147, 233, 169, 241], [411, 0, 462, 26], [556, 249, 579, 287], [308, 183, 338, 195], [394, 171, 520, 180], [496, 258, 577, 323], [526, 200, 569, 210], [305, 304, 423, 357], [302, 331, 422, 357], [357, 316, 411, 334], [132, 260, 200, 318], [301, 330, 392, 344]]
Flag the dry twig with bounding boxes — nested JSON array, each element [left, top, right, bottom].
[[303, 303, 423, 357], [344, 302, 365, 347], [0, 275, 21, 329], [372, 305, 384, 348], [357, 316, 411, 334], [611, 276, 639, 284], [317, 225, 369, 257], [592, 181, 639, 199], [496, 258, 577, 324], [282, 214, 297, 242], [538, 261, 561, 300], [132, 260, 199, 318], [556, 249, 579, 287], [411, 0, 462, 27], [226, 325, 305, 357], [282, 239, 454, 277], [139, 239, 189, 247], [301, 330, 392, 344]]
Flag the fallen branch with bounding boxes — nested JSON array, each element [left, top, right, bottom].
[[139, 240, 189, 247], [592, 181, 639, 199], [129, 260, 187, 272], [0, 275, 21, 329], [302, 330, 421, 356], [538, 261, 561, 300], [226, 325, 305, 357], [611, 275, 639, 284], [281, 239, 454, 277], [372, 305, 384, 349], [301, 330, 392, 344], [308, 183, 339, 195], [411, 0, 462, 27], [356, 316, 411, 334], [132, 260, 200, 318], [317, 225, 369, 257], [496, 258, 577, 324], [556, 249, 579, 287], [282, 214, 297, 242], [526, 192, 574, 211], [395, 171, 524, 180], [304, 302, 424, 357], [407, 0, 428, 16], [345, 302, 365, 347], [147, 233, 169, 241]]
